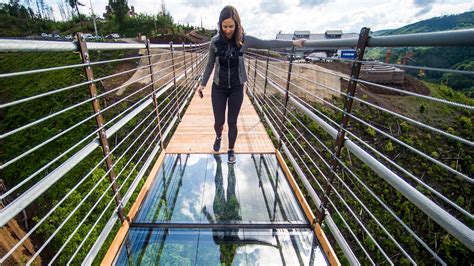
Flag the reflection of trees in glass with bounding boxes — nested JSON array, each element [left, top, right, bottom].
[[150, 155, 180, 222], [125, 154, 190, 264], [202, 154, 241, 265]]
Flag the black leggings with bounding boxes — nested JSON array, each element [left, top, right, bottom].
[[211, 82, 244, 150]]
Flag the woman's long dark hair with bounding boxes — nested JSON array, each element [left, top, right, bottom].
[[218, 5, 244, 47]]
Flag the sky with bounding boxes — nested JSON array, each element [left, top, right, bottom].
[[6, 0, 474, 38]]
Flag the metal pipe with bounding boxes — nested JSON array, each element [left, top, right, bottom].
[[304, 29, 474, 48], [0, 39, 209, 52]]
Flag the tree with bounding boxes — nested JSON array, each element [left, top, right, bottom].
[[35, 0, 42, 18], [109, 0, 129, 25], [58, 0, 68, 21], [67, 0, 84, 19], [155, 12, 173, 34]]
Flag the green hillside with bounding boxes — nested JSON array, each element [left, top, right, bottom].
[[367, 11, 474, 96], [380, 11, 474, 35]]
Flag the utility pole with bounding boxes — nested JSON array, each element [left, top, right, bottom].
[[89, 0, 98, 36]]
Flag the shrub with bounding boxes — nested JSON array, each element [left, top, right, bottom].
[[366, 126, 376, 137]]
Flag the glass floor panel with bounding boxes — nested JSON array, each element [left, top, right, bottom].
[[115, 228, 328, 265], [135, 154, 307, 224], [119, 153, 328, 265]]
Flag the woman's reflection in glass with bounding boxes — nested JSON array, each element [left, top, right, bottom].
[[202, 154, 241, 265]]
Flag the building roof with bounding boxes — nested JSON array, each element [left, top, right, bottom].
[[276, 33, 294, 40], [294, 30, 311, 35], [325, 30, 343, 35], [275, 32, 359, 41]]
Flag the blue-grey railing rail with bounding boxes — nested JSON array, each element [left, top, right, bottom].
[[0, 35, 209, 264], [245, 28, 473, 265]]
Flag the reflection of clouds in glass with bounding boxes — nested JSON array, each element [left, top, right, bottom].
[[174, 154, 209, 221], [245, 245, 282, 264], [201, 155, 217, 221], [201, 180, 216, 219], [186, 154, 207, 167], [242, 229, 276, 244], [180, 198, 196, 221], [180, 182, 205, 221], [234, 155, 253, 193], [313, 246, 328, 266], [242, 229, 326, 265]]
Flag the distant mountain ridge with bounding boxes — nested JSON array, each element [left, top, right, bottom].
[[373, 10, 474, 36]]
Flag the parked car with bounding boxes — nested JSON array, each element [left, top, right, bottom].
[[305, 52, 328, 63], [105, 33, 120, 39], [287, 54, 303, 61], [83, 33, 94, 40]]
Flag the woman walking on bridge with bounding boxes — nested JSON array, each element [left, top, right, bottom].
[[197, 5, 305, 164]]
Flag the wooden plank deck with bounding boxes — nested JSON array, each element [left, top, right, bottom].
[[166, 73, 275, 154]]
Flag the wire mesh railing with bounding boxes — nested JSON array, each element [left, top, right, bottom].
[[0, 34, 208, 264], [245, 28, 473, 265]]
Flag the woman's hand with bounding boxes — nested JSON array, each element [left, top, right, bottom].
[[293, 38, 306, 48], [196, 84, 205, 98]]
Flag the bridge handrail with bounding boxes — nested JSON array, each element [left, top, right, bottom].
[[0, 38, 210, 52], [244, 28, 473, 264], [0, 37, 209, 264]]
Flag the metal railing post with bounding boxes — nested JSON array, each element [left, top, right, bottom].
[[317, 27, 370, 223], [190, 44, 195, 72], [182, 42, 188, 85], [246, 56, 252, 93], [277, 45, 296, 149], [253, 54, 258, 93], [76, 33, 126, 222], [169, 41, 181, 121], [146, 39, 164, 150], [262, 50, 270, 109]]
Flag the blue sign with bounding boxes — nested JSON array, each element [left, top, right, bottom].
[[340, 50, 356, 59]]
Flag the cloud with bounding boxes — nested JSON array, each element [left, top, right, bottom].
[[415, 5, 433, 16], [182, 0, 215, 8], [182, 12, 198, 25], [413, 0, 436, 6], [259, 0, 290, 14], [413, 0, 436, 16], [298, 0, 328, 7]]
